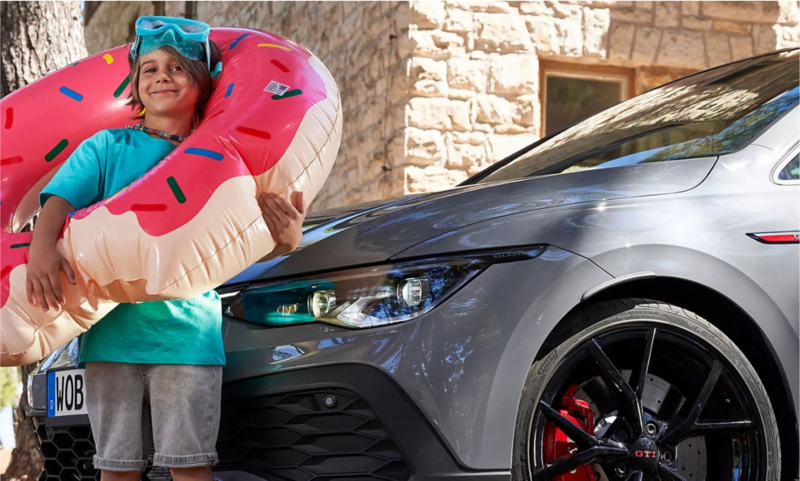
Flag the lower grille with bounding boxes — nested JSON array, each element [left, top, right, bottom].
[[216, 388, 411, 480], [35, 422, 171, 480]]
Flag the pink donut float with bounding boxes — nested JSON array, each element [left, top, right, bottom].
[[0, 28, 342, 365]]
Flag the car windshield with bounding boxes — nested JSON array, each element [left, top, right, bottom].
[[476, 50, 799, 184]]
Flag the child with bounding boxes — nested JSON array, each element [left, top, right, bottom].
[[26, 16, 306, 481]]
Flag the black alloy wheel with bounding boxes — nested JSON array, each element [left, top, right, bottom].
[[512, 299, 780, 481]]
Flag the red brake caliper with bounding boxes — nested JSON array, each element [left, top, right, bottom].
[[543, 384, 598, 481]]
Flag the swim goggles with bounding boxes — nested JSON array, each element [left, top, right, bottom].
[[131, 16, 221, 76]]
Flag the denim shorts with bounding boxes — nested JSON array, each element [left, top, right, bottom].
[[85, 361, 222, 471]]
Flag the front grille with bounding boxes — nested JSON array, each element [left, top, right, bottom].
[[216, 388, 410, 480], [35, 422, 171, 480], [36, 424, 98, 481]]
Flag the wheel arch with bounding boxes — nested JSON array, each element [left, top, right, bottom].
[[538, 276, 799, 477]]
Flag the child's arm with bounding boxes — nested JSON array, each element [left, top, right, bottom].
[[27, 196, 78, 312]]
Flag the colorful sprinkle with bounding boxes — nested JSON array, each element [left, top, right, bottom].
[[45, 139, 69, 162], [1, 266, 11, 279], [114, 75, 131, 98], [69, 61, 80, 66], [225, 84, 234, 98], [185, 148, 223, 161], [230, 33, 250, 50], [236, 126, 271, 140], [0, 156, 22, 166], [103, 54, 114, 64], [59, 86, 83, 102], [167, 177, 186, 204], [272, 89, 302, 100], [4, 108, 12, 129], [10, 243, 30, 249], [270, 60, 289, 73], [258, 43, 292, 51], [131, 204, 167, 212]]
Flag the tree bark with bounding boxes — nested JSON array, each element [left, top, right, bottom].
[[1, 1, 87, 98], [1, 2, 86, 479]]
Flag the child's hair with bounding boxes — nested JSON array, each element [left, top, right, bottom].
[[127, 41, 221, 127]]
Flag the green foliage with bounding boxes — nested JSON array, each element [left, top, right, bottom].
[[0, 367, 20, 409]]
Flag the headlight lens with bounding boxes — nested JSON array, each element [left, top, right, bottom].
[[225, 247, 545, 329]]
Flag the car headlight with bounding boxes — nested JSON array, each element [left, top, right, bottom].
[[224, 246, 546, 329]]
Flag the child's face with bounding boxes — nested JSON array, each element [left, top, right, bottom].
[[137, 48, 200, 120]]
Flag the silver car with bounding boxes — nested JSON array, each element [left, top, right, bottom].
[[29, 49, 799, 481]]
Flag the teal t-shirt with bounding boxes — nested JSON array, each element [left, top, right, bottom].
[[40, 128, 226, 369]]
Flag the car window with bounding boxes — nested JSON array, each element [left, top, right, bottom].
[[475, 50, 799, 184], [778, 154, 799, 181]]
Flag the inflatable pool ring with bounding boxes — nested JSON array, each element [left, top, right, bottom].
[[0, 28, 342, 365]]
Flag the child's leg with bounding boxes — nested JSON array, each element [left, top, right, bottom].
[[100, 470, 142, 481], [85, 362, 149, 475], [169, 466, 215, 481], [145, 364, 223, 476]]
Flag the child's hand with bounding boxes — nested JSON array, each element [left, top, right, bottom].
[[26, 244, 77, 312], [258, 191, 306, 253]]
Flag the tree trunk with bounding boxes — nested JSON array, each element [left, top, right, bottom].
[[1, 3, 86, 479]]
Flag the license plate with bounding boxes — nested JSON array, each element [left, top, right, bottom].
[[47, 369, 87, 417]]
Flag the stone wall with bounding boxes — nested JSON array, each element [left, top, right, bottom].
[[85, 1, 800, 209], [403, 0, 800, 193]]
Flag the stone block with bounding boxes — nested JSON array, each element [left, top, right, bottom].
[[610, 6, 654, 25], [656, 29, 706, 69], [713, 20, 752, 35], [447, 57, 487, 91], [609, 23, 635, 60], [488, 54, 538, 95], [636, 1, 653, 10], [449, 100, 472, 131], [632, 27, 662, 63], [488, 134, 538, 161], [701, 2, 780, 24], [474, 13, 533, 51], [681, 1, 700, 16], [451, 131, 487, 145], [777, 24, 800, 48], [405, 165, 468, 193], [583, 7, 611, 57], [682, 16, 713, 31], [555, 16, 584, 56], [753, 24, 778, 54], [410, 57, 448, 97], [520, 2, 554, 15], [730, 35, 754, 61], [405, 128, 446, 166], [705, 31, 732, 67], [550, 2, 583, 19], [778, 1, 800, 25], [448, 88, 478, 100], [446, 134, 487, 168], [408, 98, 453, 130], [473, 95, 515, 125], [513, 93, 540, 128], [525, 15, 560, 54], [411, 0, 447, 29], [655, 2, 680, 28], [410, 29, 466, 57], [443, 7, 473, 33]]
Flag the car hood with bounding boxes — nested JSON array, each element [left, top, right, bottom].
[[223, 157, 717, 286]]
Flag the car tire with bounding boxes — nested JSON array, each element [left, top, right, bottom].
[[512, 298, 780, 481]]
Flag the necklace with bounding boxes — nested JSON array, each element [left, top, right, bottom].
[[126, 123, 185, 143]]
